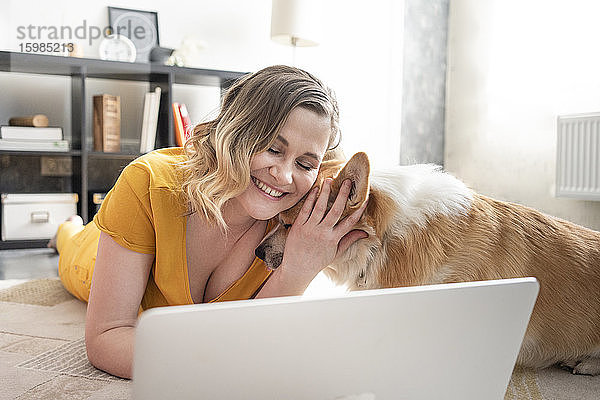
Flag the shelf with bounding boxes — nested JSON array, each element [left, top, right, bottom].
[[1, 150, 156, 159], [0, 52, 82, 77], [0, 51, 246, 86], [0, 150, 81, 157], [87, 151, 144, 159]]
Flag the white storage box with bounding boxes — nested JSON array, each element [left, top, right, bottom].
[[1, 193, 78, 241]]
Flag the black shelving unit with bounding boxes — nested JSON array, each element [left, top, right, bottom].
[[0, 51, 246, 250]]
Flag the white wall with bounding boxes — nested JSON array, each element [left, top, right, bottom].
[[445, 0, 600, 230], [0, 0, 403, 168]]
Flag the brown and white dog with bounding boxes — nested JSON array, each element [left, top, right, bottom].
[[255, 152, 600, 375]]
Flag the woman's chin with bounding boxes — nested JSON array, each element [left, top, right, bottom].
[[248, 209, 280, 221], [247, 200, 295, 220], [247, 196, 296, 220]]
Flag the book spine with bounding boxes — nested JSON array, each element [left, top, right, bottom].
[[0, 126, 63, 140], [146, 87, 161, 152], [140, 92, 152, 153], [104, 95, 121, 152], [93, 96, 103, 151], [0, 139, 69, 151], [93, 94, 121, 152], [173, 102, 184, 147], [178, 103, 192, 141]]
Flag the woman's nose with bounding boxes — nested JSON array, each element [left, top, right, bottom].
[[269, 162, 293, 185]]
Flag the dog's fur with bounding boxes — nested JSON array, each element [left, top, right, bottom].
[[255, 152, 600, 375]]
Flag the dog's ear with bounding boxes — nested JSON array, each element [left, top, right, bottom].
[[332, 152, 370, 208]]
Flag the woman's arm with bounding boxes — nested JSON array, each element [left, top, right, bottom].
[[85, 231, 154, 379]]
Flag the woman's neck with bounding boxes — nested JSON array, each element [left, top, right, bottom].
[[221, 199, 258, 237]]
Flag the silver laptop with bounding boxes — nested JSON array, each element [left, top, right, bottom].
[[132, 277, 539, 400]]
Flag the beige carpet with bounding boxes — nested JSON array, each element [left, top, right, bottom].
[[1, 279, 600, 399], [0, 279, 130, 399]]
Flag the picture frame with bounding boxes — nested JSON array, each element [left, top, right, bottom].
[[108, 7, 160, 63]]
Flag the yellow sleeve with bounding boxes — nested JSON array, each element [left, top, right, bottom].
[[93, 163, 156, 254]]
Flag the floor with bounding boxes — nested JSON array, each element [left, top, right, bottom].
[[0, 248, 59, 288]]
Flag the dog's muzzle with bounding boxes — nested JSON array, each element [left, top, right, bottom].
[[255, 223, 286, 270]]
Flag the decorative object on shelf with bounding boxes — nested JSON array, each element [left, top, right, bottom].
[[1, 193, 78, 241], [68, 43, 84, 58], [0, 125, 68, 152], [140, 87, 161, 153], [166, 36, 206, 67], [150, 46, 174, 64], [98, 34, 136, 62], [270, 0, 321, 65], [108, 6, 159, 63], [166, 53, 184, 67], [9, 114, 49, 127], [93, 94, 121, 152]]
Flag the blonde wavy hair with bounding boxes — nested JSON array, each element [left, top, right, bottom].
[[175, 65, 341, 231]]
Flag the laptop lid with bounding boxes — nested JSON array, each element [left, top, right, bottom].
[[132, 277, 539, 400]]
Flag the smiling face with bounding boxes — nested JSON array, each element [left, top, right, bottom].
[[254, 152, 371, 270], [232, 106, 332, 220]]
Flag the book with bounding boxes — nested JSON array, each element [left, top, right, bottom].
[[140, 87, 161, 153], [0, 138, 69, 152], [93, 94, 121, 152], [148, 87, 161, 152], [8, 114, 49, 127], [173, 102, 185, 147], [0, 126, 63, 140], [178, 103, 192, 141], [140, 92, 153, 153]]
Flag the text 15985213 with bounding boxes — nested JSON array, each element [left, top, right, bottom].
[[19, 42, 75, 54]]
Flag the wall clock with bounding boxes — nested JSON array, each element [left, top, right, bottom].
[[99, 34, 137, 62]]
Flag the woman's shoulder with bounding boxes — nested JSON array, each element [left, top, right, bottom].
[[133, 146, 187, 165], [125, 147, 187, 190]]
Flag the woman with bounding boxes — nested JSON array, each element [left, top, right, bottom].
[[50, 65, 368, 379]]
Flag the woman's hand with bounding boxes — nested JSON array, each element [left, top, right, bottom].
[[280, 178, 368, 280]]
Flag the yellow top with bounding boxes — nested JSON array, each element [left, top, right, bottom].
[[92, 147, 275, 311]]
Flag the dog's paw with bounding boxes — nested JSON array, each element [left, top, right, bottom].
[[568, 357, 600, 376]]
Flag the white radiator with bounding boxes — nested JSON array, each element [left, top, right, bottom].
[[556, 113, 600, 200]]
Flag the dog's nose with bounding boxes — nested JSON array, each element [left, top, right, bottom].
[[255, 245, 266, 261]]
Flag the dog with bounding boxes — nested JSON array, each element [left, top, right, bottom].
[[255, 152, 600, 375]]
